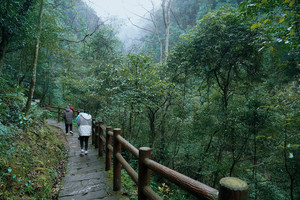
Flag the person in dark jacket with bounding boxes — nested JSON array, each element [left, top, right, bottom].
[[68, 104, 75, 114], [63, 106, 74, 135]]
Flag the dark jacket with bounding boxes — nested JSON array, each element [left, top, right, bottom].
[[63, 108, 74, 124]]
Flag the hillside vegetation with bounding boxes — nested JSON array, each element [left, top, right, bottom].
[[0, 82, 68, 199]]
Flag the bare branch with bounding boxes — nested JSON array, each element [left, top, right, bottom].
[[171, 8, 184, 31], [127, 10, 152, 22], [59, 20, 104, 43], [127, 17, 155, 34]]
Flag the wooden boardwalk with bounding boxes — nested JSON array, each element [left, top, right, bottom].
[[47, 120, 128, 200]]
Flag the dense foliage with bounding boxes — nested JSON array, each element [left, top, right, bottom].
[[0, 122, 67, 199], [0, 78, 67, 199], [0, 0, 299, 199]]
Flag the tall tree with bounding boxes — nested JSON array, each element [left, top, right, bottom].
[[0, 0, 36, 75], [25, 0, 44, 114], [161, 0, 173, 62], [169, 8, 263, 186]]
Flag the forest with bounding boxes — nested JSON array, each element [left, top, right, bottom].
[[0, 0, 299, 199]]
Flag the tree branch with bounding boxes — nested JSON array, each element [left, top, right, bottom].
[[127, 17, 155, 34], [59, 20, 104, 43], [171, 8, 184, 31]]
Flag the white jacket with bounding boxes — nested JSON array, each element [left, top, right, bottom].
[[76, 113, 92, 136]]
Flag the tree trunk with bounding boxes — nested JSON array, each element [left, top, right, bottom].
[[150, 1, 163, 64], [158, 99, 169, 163], [0, 29, 10, 76], [25, 0, 44, 114], [253, 124, 258, 200], [161, 0, 172, 62], [148, 107, 158, 147], [284, 126, 295, 200], [129, 103, 133, 136]]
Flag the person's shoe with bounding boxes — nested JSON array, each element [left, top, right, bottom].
[[81, 149, 84, 155], [66, 133, 69, 136], [85, 150, 88, 155], [70, 131, 73, 135]]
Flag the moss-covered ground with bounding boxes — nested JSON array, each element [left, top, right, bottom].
[[0, 121, 68, 199]]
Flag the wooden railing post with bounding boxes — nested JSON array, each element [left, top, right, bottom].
[[95, 122, 99, 148], [58, 108, 61, 122], [105, 126, 112, 171], [138, 147, 151, 200], [98, 121, 104, 156], [92, 119, 95, 145], [113, 128, 122, 191], [219, 177, 248, 200]]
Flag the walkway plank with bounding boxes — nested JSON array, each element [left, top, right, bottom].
[[47, 119, 128, 200]]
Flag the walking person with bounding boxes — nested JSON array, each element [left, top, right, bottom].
[[63, 106, 74, 135], [76, 110, 92, 155], [68, 104, 75, 114]]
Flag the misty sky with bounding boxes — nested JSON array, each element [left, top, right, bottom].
[[83, 0, 162, 45], [84, 0, 161, 21]]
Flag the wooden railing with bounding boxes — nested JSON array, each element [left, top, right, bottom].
[[45, 105, 249, 200], [92, 121, 249, 200], [44, 105, 80, 122]]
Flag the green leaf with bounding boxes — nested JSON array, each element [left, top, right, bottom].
[[289, 0, 295, 7], [251, 22, 261, 29], [278, 18, 285, 24], [285, 118, 294, 121], [290, 144, 300, 148], [290, 28, 294, 36]]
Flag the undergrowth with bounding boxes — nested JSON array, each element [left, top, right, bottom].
[[0, 122, 68, 199], [0, 77, 68, 199], [107, 167, 192, 199]]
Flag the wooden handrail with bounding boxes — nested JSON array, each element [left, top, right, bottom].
[[44, 105, 80, 122], [143, 186, 163, 200], [116, 152, 138, 183], [92, 120, 249, 200], [144, 157, 218, 199], [116, 134, 139, 158], [45, 106, 248, 200]]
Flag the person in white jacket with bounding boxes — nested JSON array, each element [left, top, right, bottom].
[[76, 110, 92, 155]]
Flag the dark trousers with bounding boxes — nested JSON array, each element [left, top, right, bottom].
[[65, 123, 72, 133], [80, 136, 89, 150]]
